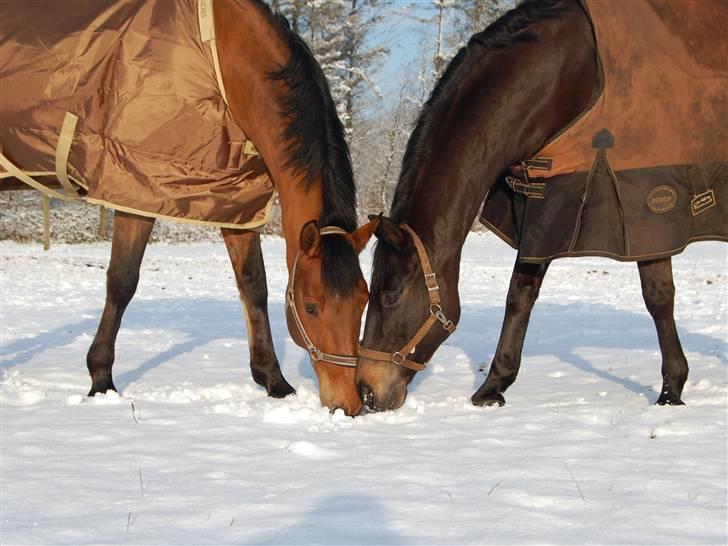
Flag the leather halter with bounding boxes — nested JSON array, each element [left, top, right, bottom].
[[358, 224, 456, 372], [286, 226, 358, 368]]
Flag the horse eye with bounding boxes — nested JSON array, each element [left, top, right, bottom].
[[382, 290, 400, 307], [304, 303, 318, 316]]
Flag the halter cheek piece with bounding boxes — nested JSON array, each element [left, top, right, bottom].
[[286, 226, 358, 368], [358, 224, 456, 372]]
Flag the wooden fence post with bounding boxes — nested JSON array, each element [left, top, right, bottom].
[[42, 195, 50, 251]]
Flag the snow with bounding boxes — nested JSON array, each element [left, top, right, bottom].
[[1, 234, 726, 545]]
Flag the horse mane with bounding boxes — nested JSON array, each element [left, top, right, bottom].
[[390, 0, 573, 221], [251, 0, 359, 296]]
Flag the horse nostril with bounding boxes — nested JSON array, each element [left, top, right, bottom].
[[359, 383, 377, 411], [359, 384, 369, 401]]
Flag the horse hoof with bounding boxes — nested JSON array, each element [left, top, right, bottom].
[[471, 392, 506, 407], [655, 393, 685, 406], [252, 367, 295, 398], [267, 379, 296, 399], [87, 381, 117, 397]]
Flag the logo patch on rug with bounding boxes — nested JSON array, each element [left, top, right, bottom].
[[647, 185, 677, 214]]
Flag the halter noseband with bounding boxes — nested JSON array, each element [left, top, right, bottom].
[[286, 226, 358, 368], [358, 224, 456, 372]]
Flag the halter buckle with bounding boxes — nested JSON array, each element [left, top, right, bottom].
[[392, 352, 405, 365], [424, 272, 439, 291]]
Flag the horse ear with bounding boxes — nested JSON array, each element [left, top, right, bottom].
[[374, 215, 408, 251], [299, 220, 321, 257], [348, 217, 379, 254]]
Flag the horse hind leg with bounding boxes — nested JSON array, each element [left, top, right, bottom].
[[638, 257, 688, 405], [221, 228, 295, 398], [87, 211, 155, 395], [472, 259, 550, 407]]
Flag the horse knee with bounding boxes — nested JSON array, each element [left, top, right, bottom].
[[106, 268, 140, 307], [507, 278, 542, 312], [240, 267, 268, 308], [642, 279, 675, 318]]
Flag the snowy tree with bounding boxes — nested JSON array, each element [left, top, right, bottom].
[[351, 78, 418, 218], [274, 1, 388, 133], [432, 0, 456, 78]]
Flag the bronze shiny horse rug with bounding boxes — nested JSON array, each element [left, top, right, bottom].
[[480, 0, 728, 262], [0, 0, 274, 229]]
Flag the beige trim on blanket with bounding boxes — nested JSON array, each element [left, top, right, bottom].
[[199, 0, 228, 106], [87, 190, 277, 231]]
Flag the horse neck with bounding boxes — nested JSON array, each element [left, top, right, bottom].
[[399, 1, 596, 271], [214, 0, 324, 267]]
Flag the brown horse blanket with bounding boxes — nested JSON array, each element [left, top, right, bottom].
[[0, 0, 275, 229], [480, 0, 728, 262]]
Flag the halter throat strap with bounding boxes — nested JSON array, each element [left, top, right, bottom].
[[286, 226, 358, 368], [358, 224, 456, 372]]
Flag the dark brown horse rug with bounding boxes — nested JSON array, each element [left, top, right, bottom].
[[480, 0, 728, 262], [0, 0, 275, 229]]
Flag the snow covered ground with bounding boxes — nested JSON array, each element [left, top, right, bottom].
[[1, 234, 726, 545]]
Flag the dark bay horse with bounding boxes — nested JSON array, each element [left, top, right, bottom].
[[2, 0, 375, 415], [357, 0, 726, 411]]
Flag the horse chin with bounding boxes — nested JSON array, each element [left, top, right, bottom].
[[319, 393, 362, 417], [315, 364, 363, 417]]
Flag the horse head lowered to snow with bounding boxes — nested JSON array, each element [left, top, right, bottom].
[[0, 0, 378, 415], [357, 0, 727, 411]]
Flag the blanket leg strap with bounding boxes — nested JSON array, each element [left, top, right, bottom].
[[0, 154, 74, 202], [55, 112, 80, 198], [0, 111, 81, 202]]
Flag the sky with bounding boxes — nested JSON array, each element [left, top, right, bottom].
[[364, 1, 518, 111], [365, 2, 445, 110]]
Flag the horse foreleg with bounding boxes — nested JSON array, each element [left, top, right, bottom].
[[637, 257, 687, 405], [87, 211, 154, 395], [472, 259, 550, 407], [221, 228, 295, 398]]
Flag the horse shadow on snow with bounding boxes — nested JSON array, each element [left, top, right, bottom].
[[410, 301, 727, 399], [2, 298, 725, 397], [242, 494, 408, 545], [0, 296, 308, 392]]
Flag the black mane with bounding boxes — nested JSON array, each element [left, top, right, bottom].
[[390, 0, 572, 221], [253, 0, 359, 296]]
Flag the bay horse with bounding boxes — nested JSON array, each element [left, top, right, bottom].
[[1, 0, 375, 416], [357, 0, 726, 411]]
